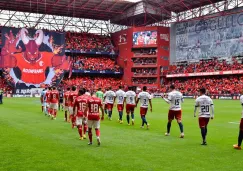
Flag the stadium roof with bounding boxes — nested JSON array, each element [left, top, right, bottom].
[[0, 0, 225, 26]]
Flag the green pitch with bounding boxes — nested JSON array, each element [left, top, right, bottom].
[[0, 98, 242, 171]]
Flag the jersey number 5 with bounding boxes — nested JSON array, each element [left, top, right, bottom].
[[174, 99, 180, 105]]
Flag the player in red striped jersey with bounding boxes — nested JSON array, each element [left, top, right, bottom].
[[68, 86, 79, 128], [73, 88, 89, 140], [63, 87, 71, 122], [45, 87, 52, 116], [50, 87, 59, 120], [87, 92, 104, 146]]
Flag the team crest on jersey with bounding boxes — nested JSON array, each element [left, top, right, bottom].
[[39, 61, 44, 67]]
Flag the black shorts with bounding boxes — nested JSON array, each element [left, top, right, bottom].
[[59, 99, 63, 103]]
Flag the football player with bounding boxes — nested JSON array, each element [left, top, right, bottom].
[[194, 88, 214, 145], [162, 85, 184, 138]]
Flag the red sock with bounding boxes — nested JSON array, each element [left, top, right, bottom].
[[65, 111, 67, 121], [50, 109, 53, 116], [83, 124, 87, 134], [88, 128, 92, 143], [54, 110, 57, 117], [95, 129, 100, 137], [71, 116, 76, 128], [78, 125, 83, 137]]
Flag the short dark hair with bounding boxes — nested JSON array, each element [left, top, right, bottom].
[[170, 85, 175, 90], [98, 87, 101, 91], [109, 87, 112, 90], [52, 87, 56, 90], [200, 88, 206, 94], [78, 88, 85, 96], [67, 87, 71, 91], [119, 85, 123, 89], [72, 86, 76, 91], [143, 86, 147, 91], [128, 86, 132, 90], [48, 87, 52, 90]]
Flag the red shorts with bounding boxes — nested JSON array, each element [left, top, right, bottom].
[[117, 104, 124, 112], [140, 107, 148, 116], [107, 103, 114, 110], [168, 110, 182, 121], [198, 117, 210, 128], [240, 118, 243, 131], [126, 104, 135, 113], [104, 104, 108, 110]]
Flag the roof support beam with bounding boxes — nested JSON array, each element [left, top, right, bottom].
[[4, 11, 17, 26]]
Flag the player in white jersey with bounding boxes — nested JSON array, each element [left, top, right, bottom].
[[124, 86, 136, 125], [136, 86, 152, 129], [115, 86, 126, 124], [103, 87, 116, 120], [194, 88, 214, 145], [162, 85, 184, 138], [233, 94, 243, 150], [41, 88, 48, 115]]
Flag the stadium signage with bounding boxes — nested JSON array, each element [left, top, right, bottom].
[[72, 70, 123, 75], [166, 70, 243, 78]]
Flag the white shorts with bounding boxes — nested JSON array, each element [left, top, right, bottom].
[[76, 117, 83, 126], [69, 107, 74, 115], [64, 106, 69, 111], [88, 120, 100, 129], [50, 103, 58, 110], [46, 103, 50, 108]]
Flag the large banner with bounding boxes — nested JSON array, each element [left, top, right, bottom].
[[0, 27, 71, 89], [174, 12, 243, 61]]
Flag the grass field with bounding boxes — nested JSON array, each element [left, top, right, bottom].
[[0, 97, 242, 171]]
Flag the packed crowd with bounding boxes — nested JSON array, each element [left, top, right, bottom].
[[132, 78, 157, 84], [133, 48, 157, 56], [169, 58, 243, 74], [0, 76, 13, 94], [133, 58, 156, 65], [72, 56, 121, 72], [163, 75, 243, 95], [65, 32, 114, 53], [133, 68, 157, 75], [61, 76, 124, 91]]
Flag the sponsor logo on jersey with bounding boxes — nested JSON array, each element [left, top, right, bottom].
[[23, 68, 44, 73]]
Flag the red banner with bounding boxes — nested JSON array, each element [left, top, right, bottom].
[[166, 70, 243, 78]]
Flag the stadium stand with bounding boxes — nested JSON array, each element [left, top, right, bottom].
[[61, 76, 124, 91], [72, 56, 122, 72], [165, 75, 243, 95], [168, 57, 243, 74], [133, 68, 157, 75], [65, 32, 114, 53]]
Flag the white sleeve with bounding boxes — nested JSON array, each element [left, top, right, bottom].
[[148, 93, 152, 99], [167, 93, 172, 101], [195, 98, 199, 107]]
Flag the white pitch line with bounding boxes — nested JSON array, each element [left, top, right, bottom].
[[228, 122, 240, 124]]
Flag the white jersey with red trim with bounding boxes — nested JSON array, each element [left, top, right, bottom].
[[125, 91, 136, 105], [195, 95, 214, 118], [240, 95, 243, 118], [138, 91, 152, 108], [167, 90, 183, 111], [115, 89, 126, 104]]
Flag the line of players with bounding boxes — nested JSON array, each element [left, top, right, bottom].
[[40, 85, 243, 149], [40, 85, 153, 146]]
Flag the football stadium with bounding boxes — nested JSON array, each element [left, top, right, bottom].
[[0, 0, 243, 170]]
